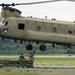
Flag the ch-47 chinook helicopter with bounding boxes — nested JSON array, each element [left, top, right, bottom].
[[0, 0, 75, 51]]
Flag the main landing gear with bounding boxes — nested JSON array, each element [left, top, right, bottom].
[[26, 42, 46, 51], [39, 45, 46, 51], [26, 44, 33, 50], [26, 42, 33, 50]]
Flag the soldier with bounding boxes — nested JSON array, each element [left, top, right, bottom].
[[19, 53, 25, 61], [29, 52, 34, 61]]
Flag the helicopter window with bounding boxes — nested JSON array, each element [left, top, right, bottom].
[[18, 23, 25, 30], [68, 30, 72, 34], [5, 21, 8, 26], [53, 27, 57, 32], [2, 20, 4, 24], [37, 26, 41, 31], [3, 29, 8, 32]]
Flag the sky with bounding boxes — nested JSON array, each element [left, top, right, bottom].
[[0, 0, 75, 21]]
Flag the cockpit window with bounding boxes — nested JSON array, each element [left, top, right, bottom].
[[5, 21, 8, 26], [2, 20, 4, 24], [0, 19, 6, 25], [18, 23, 25, 30]]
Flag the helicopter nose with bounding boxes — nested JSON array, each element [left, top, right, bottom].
[[0, 23, 9, 33], [0, 26, 2, 32], [0, 23, 4, 32]]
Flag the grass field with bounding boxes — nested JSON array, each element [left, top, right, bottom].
[[0, 55, 75, 75], [0, 55, 75, 66], [34, 58, 75, 66], [0, 72, 74, 75]]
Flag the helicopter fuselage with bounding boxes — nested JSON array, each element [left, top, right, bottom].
[[0, 17, 75, 47]]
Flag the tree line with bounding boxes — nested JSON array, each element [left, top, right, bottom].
[[0, 39, 75, 55]]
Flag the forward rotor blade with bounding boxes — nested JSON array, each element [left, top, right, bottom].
[[15, 0, 62, 6], [0, 0, 75, 7]]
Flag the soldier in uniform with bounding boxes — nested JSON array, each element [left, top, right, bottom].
[[19, 53, 25, 61], [29, 52, 34, 61]]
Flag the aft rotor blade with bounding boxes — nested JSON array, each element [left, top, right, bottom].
[[65, 0, 75, 2]]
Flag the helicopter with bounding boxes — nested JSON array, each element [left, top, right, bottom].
[[0, 0, 75, 51]]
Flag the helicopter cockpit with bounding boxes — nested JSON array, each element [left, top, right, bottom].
[[0, 18, 10, 33]]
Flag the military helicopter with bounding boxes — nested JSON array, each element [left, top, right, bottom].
[[0, 0, 75, 51]]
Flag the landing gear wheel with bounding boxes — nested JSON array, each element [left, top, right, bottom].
[[39, 45, 46, 51], [26, 45, 33, 51]]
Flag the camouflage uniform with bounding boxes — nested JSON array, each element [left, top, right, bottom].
[[29, 52, 34, 61], [19, 53, 25, 61]]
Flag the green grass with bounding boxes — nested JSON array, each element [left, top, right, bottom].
[[34, 58, 75, 66], [0, 56, 75, 75], [0, 56, 75, 66], [0, 72, 74, 75]]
